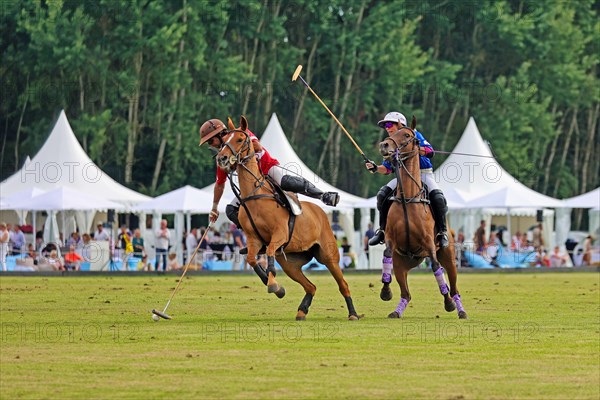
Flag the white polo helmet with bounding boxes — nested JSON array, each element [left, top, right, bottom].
[[377, 111, 407, 128]]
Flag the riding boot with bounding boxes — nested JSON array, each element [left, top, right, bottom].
[[280, 175, 340, 207], [429, 189, 449, 248], [368, 185, 394, 246], [225, 204, 241, 229]]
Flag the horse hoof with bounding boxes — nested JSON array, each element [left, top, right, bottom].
[[380, 286, 393, 301], [275, 286, 286, 299], [445, 299, 456, 312], [387, 311, 401, 319], [348, 314, 360, 321], [296, 315, 306, 321], [267, 284, 280, 294], [458, 311, 468, 319]]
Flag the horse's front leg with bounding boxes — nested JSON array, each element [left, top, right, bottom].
[[380, 246, 394, 301], [388, 255, 411, 318], [245, 239, 268, 286], [266, 237, 287, 299]]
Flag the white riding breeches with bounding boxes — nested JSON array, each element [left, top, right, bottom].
[[230, 165, 285, 207], [385, 169, 439, 193]]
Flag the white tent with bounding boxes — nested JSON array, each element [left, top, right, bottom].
[[435, 117, 559, 244], [0, 110, 150, 208], [562, 188, 600, 209], [132, 185, 215, 213], [133, 185, 216, 264], [556, 188, 600, 246], [12, 186, 124, 245]]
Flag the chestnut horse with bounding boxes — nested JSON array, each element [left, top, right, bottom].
[[379, 117, 467, 319], [216, 116, 360, 321]]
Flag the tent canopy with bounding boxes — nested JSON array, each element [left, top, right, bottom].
[[435, 117, 561, 208], [562, 188, 600, 209], [13, 186, 125, 211], [468, 186, 564, 209], [132, 185, 215, 213], [0, 110, 150, 208]]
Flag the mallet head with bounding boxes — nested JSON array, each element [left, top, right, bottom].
[[292, 65, 303, 81], [152, 309, 172, 320]]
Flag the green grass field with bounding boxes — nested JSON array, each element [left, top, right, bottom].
[[1, 271, 598, 399]]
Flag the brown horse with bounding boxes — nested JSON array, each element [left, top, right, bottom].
[[379, 117, 467, 319], [216, 116, 360, 321]]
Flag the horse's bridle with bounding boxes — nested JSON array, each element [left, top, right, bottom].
[[217, 128, 285, 248], [382, 126, 429, 258], [381, 127, 420, 161]]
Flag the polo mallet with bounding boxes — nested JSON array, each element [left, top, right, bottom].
[[292, 65, 371, 164], [151, 222, 213, 320]]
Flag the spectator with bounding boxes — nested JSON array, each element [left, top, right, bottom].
[[155, 219, 170, 272], [486, 232, 501, 268], [511, 231, 522, 251], [27, 243, 37, 259], [167, 253, 180, 271], [0, 222, 9, 271], [520, 234, 533, 252], [582, 235, 594, 266], [47, 250, 64, 271], [94, 223, 110, 241], [81, 233, 93, 261], [531, 247, 550, 268], [474, 220, 486, 255], [363, 223, 375, 261], [549, 246, 569, 267], [456, 229, 465, 245], [67, 231, 83, 248], [340, 236, 355, 269], [532, 223, 544, 252], [64, 245, 83, 271], [231, 224, 247, 271], [131, 229, 145, 259], [11, 225, 25, 256], [115, 224, 132, 260], [185, 228, 198, 266]]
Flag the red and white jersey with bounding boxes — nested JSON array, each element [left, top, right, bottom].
[[215, 129, 279, 184]]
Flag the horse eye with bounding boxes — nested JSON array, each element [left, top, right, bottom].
[[405, 134, 410, 138]]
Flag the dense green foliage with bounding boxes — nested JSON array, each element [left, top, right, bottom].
[[1, 0, 598, 199], [1, 272, 599, 399]]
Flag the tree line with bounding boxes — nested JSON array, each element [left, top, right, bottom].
[[2, 1, 598, 217]]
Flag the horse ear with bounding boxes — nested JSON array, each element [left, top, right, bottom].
[[227, 117, 235, 130], [411, 115, 417, 130], [240, 115, 248, 131]]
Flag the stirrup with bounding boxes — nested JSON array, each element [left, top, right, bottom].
[[239, 245, 267, 255], [368, 229, 385, 246], [321, 192, 340, 207], [437, 231, 449, 248]]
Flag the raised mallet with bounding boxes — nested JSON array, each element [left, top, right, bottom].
[[151, 222, 213, 320], [292, 65, 371, 163]]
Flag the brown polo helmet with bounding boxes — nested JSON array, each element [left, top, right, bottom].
[[199, 118, 227, 146]]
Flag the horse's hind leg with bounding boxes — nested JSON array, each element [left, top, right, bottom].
[[380, 247, 393, 301], [314, 244, 360, 320], [428, 249, 456, 313], [278, 256, 316, 320], [438, 246, 468, 319]]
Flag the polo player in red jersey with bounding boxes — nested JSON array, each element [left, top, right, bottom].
[[200, 118, 340, 225]]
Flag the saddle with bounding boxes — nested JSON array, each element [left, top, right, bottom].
[[265, 175, 303, 216]]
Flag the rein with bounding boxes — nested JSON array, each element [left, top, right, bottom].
[[385, 128, 429, 257], [221, 129, 293, 252]]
